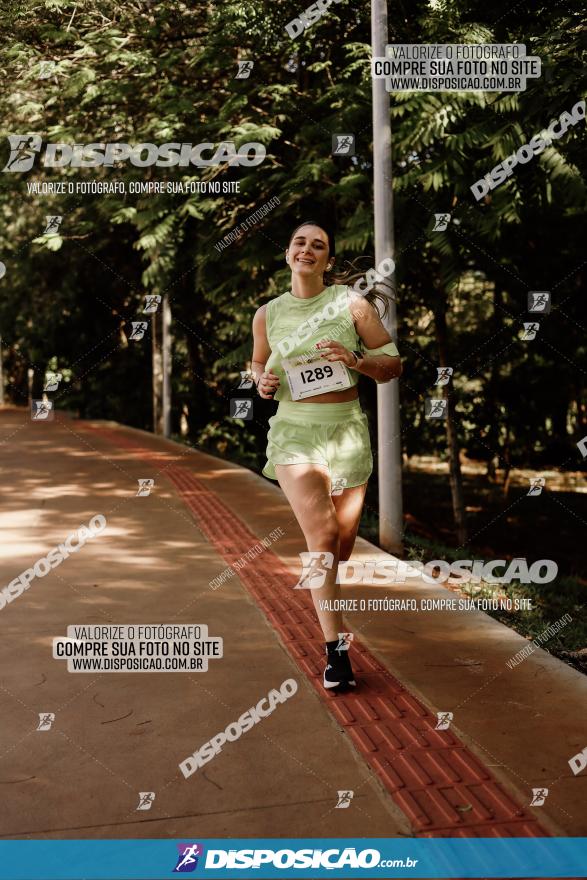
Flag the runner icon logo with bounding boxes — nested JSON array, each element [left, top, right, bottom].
[[37, 713, 55, 731], [44, 372, 62, 392], [2, 134, 42, 172], [136, 792, 155, 811], [528, 291, 551, 313], [336, 632, 353, 652], [237, 371, 254, 390], [527, 477, 545, 496], [230, 399, 253, 420], [530, 787, 549, 806], [44, 215, 62, 234], [521, 321, 540, 340], [435, 367, 453, 386], [128, 321, 148, 341], [331, 476, 347, 496], [432, 213, 451, 231], [332, 134, 355, 155], [32, 400, 54, 421], [335, 790, 354, 808], [294, 552, 334, 589], [143, 294, 161, 314], [425, 398, 447, 419], [435, 711, 453, 730], [173, 843, 204, 873], [137, 479, 155, 497], [235, 60, 254, 79]]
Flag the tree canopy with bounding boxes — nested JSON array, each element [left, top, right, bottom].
[[1, 0, 585, 535]]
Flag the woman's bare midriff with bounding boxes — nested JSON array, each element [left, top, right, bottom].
[[289, 386, 359, 404]]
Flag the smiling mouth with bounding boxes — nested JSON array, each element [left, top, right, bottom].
[[296, 257, 315, 265]]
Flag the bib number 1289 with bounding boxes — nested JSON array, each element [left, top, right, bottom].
[[300, 365, 334, 384], [281, 356, 352, 400]]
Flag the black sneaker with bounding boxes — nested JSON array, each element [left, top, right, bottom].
[[323, 646, 356, 690]]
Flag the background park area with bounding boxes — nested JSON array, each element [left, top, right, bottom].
[[1, 0, 585, 669]]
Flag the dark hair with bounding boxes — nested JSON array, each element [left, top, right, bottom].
[[288, 219, 392, 318]]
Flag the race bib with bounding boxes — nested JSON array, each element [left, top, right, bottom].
[[281, 355, 352, 401]]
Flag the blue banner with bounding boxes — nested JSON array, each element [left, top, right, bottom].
[[0, 837, 585, 878]]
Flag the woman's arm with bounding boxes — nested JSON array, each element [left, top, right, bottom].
[[252, 305, 280, 399], [317, 296, 402, 383]]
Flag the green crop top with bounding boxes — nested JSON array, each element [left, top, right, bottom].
[[264, 284, 400, 402]]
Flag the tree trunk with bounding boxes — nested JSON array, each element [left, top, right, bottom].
[[485, 284, 503, 480], [29, 353, 45, 400], [502, 423, 512, 499], [151, 309, 163, 434], [434, 298, 468, 546]]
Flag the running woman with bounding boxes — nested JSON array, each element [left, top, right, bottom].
[[251, 221, 402, 691]]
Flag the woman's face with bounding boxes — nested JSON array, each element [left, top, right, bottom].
[[286, 224, 332, 278]]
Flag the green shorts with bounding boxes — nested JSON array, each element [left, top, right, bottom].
[[262, 399, 373, 489]]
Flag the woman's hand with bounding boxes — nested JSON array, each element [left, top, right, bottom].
[[256, 368, 280, 399], [316, 339, 356, 368]]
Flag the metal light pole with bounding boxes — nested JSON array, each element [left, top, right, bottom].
[[151, 310, 161, 434], [151, 295, 172, 438], [162, 294, 172, 438], [0, 337, 4, 406], [372, 0, 403, 554]]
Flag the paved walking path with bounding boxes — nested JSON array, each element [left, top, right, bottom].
[[1, 408, 585, 843]]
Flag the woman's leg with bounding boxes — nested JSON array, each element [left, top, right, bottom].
[[274, 463, 342, 642], [332, 483, 368, 562]]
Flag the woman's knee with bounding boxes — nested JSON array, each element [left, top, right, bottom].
[[339, 534, 356, 562], [308, 517, 340, 552]]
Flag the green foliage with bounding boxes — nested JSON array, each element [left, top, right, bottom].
[[0, 0, 585, 545]]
